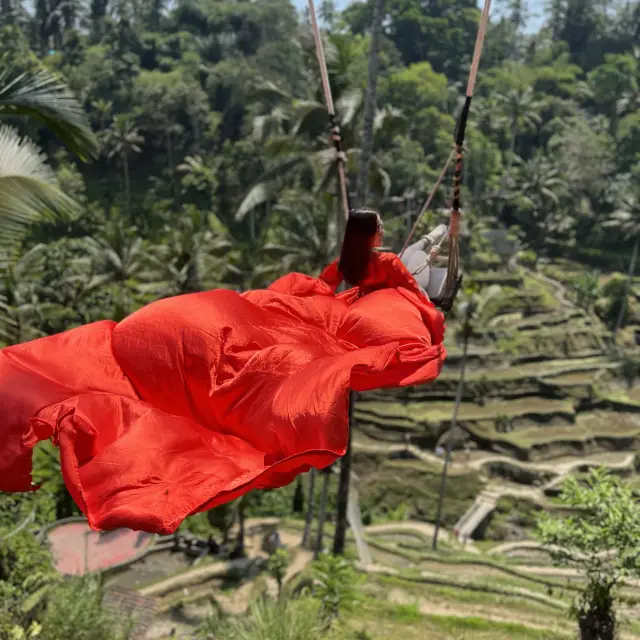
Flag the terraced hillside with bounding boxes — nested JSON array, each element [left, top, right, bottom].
[[350, 264, 640, 539]]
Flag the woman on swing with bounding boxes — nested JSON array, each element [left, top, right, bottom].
[[0, 208, 445, 535], [318, 207, 449, 298]]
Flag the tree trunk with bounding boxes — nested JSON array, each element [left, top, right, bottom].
[[614, 234, 639, 335], [231, 498, 246, 558], [578, 585, 616, 640], [506, 126, 517, 182], [123, 153, 131, 218], [332, 392, 354, 555], [355, 0, 385, 208], [432, 321, 470, 549], [314, 467, 331, 559], [301, 468, 317, 548], [293, 475, 304, 513], [496, 126, 517, 218], [166, 130, 174, 197]]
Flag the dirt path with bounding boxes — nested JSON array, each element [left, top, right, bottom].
[[366, 521, 450, 543], [517, 565, 640, 588], [527, 267, 574, 311], [386, 586, 571, 635], [138, 557, 255, 597], [354, 440, 636, 483]]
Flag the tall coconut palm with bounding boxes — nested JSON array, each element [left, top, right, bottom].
[[83, 213, 157, 319], [102, 116, 144, 218], [236, 82, 402, 224], [260, 191, 339, 278], [334, 0, 386, 558], [150, 208, 233, 296], [603, 191, 640, 335], [355, 0, 385, 207], [0, 68, 97, 263], [314, 466, 331, 560], [493, 86, 542, 185], [432, 285, 501, 549], [301, 468, 317, 549], [505, 153, 568, 241]]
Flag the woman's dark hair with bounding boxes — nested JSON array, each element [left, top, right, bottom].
[[338, 208, 381, 286]]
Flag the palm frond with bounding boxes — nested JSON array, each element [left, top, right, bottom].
[[0, 68, 98, 161], [251, 79, 293, 103], [0, 126, 81, 265], [235, 183, 276, 222], [0, 292, 17, 345], [335, 88, 363, 128], [235, 156, 307, 221], [292, 100, 329, 138]]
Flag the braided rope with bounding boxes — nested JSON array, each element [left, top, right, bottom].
[[399, 147, 455, 257], [442, 0, 492, 307], [308, 0, 350, 222]]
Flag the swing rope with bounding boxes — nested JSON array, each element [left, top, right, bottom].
[[442, 0, 492, 308], [399, 147, 456, 258], [308, 0, 492, 312], [307, 0, 351, 223]]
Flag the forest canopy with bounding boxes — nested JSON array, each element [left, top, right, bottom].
[[0, 0, 638, 341]]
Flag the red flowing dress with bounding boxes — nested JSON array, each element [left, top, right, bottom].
[[0, 252, 445, 534]]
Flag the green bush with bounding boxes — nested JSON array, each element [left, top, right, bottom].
[[199, 597, 324, 640], [518, 249, 537, 268], [38, 577, 129, 640], [537, 468, 640, 640], [311, 554, 362, 621]]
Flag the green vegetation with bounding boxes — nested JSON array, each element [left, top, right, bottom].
[[537, 467, 640, 640], [266, 548, 289, 599]]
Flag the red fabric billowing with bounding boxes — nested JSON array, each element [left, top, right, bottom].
[[0, 253, 445, 534]]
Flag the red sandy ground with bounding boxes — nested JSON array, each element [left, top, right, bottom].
[[47, 522, 154, 575]]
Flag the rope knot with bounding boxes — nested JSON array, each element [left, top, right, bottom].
[[449, 210, 461, 237]]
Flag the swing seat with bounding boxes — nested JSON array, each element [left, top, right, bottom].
[[431, 271, 463, 313], [404, 253, 462, 312]]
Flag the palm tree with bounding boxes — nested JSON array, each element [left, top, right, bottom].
[[151, 208, 233, 296], [432, 285, 501, 549], [332, 394, 355, 555], [90, 98, 113, 132], [0, 68, 98, 160], [355, 0, 385, 207], [236, 80, 402, 224], [301, 468, 317, 549], [231, 494, 248, 559], [0, 244, 48, 345], [0, 68, 97, 263], [260, 191, 339, 277], [102, 116, 144, 218], [83, 213, 159, 319], [177, 154, 220, 210], [0, 127, 79, 269], [493, 86, 542, 184], [505, 153, 568, 242], [334, 0, 386, 558], [314, 466, 331, 560], [603, 191, 640, 335]]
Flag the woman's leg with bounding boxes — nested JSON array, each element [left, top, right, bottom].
[[400, 224, 449, 281], [400, 237, 428, 264]]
